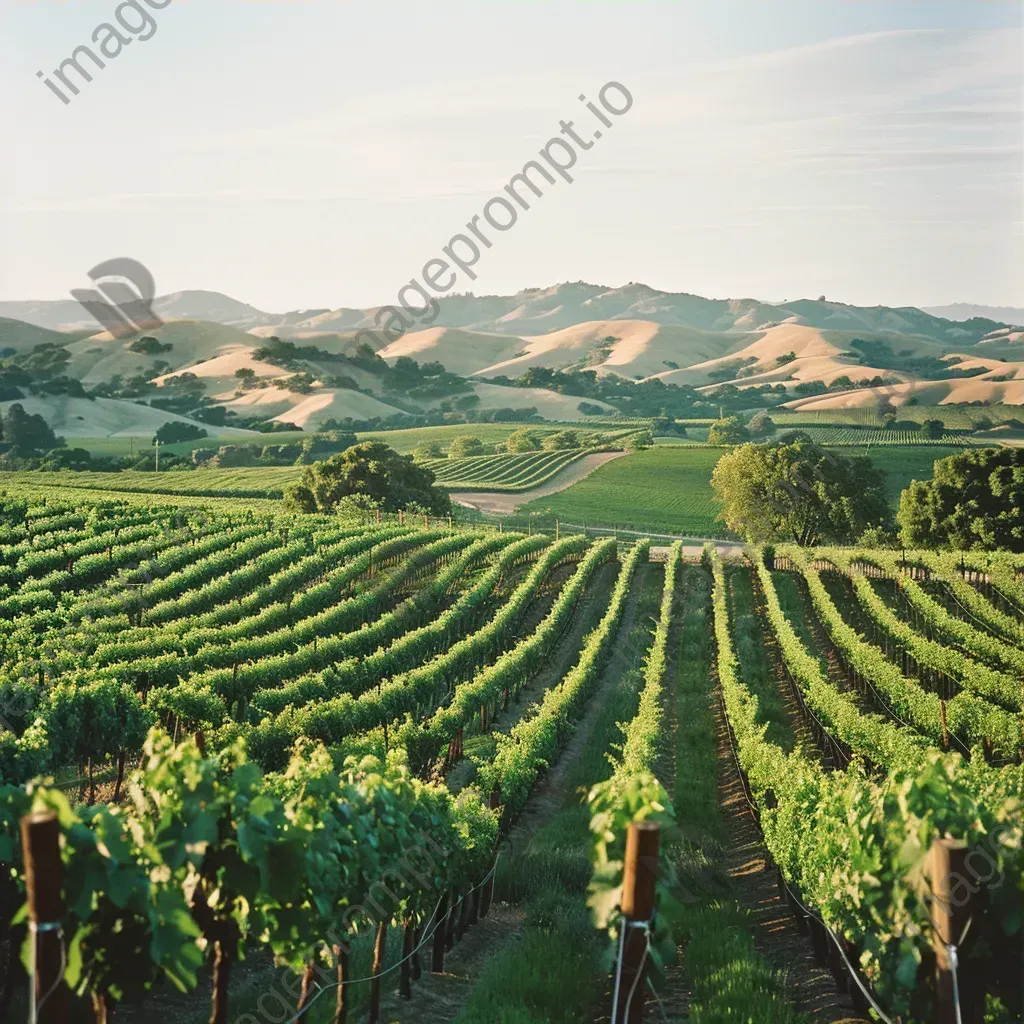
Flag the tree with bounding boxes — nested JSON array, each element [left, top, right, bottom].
[[208, 445, 259, 468], [39, 447, 93, 471], [447, 435, 484, 459], [154, 421, 208, 445], [711, 438, 890, 545], [283, 373, 316, 394], [897, 448, 1024, 551], [412, 441, 443, 461], [625, 429, 653, 452], [748, 411, 775, 437], [128, 336, 172, 355], [2, 403, 59, 450], [504, 429, 540, 453], [284, 441, 450, 514], [292, 431, 357, 465], [707, 416, 750, 445], [540, 429, 579, 450], [234, 367, 257, 390], [921, 418, 944, 440]]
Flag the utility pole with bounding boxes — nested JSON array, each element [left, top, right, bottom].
[[155, 439, 160, 472]]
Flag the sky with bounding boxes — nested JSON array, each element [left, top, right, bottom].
[[0, 0, 1020, 312]]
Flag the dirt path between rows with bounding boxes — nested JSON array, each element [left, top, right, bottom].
[[505, 561, 656, 844], [714, 696, 866, 1023], [374, 905, 526, 1024], [450, 451, 629, 514], [377, 561, 654, 1024], [444, 560, 620, 795]]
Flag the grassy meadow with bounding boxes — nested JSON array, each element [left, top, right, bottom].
[[516, 444, 965, 538]]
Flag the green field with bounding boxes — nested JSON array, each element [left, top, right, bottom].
[[771, 405, 1024, 429], [73, 423, 562, 459], [775, 426, 976, 446], [514, 444, 967, 538], [0, 443, 969, 533], [1, 467, 301, 499], [518, 447, 728, 537]]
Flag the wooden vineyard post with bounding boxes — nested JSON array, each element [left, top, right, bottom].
[[930, 837, 974, 1024], [334, 944, 350, 1024], [375, 507, 382, 524], [612, 821, 660, 1024], [480, 788, 501, 919], [445, 888, 457, 950], [411, 925, 422, 981], [21, 812, 69, 1024], [431, 891, 448, 973], [368, 920, 387, 1023], [399, 916, 415, 999], [456, 884, 471, 941], [423, 514, 429, 528], [399, 508, 405, 525]]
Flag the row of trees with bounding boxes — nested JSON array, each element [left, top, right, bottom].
[[711, 437, 1024, 551]]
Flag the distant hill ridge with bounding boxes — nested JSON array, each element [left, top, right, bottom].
[[2, 281, 1019, 343]]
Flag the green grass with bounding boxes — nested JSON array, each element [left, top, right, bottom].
[[518, 447, 728, 538], [874, 445, 965, 502], [670, 564, 808, 1024]]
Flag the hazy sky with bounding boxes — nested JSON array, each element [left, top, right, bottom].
[[1, 0, 1020, 311]]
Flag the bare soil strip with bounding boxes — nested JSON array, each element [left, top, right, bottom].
[[374, 906, 526, 1024], [715, 698, 866, 1023]]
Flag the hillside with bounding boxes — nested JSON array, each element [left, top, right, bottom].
[[0, 316, 87, 352], [0, 395, 255, 439], [64, 320, 263, 384], [473, 320, 750, 379], [1, 279, 1024, 441]]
